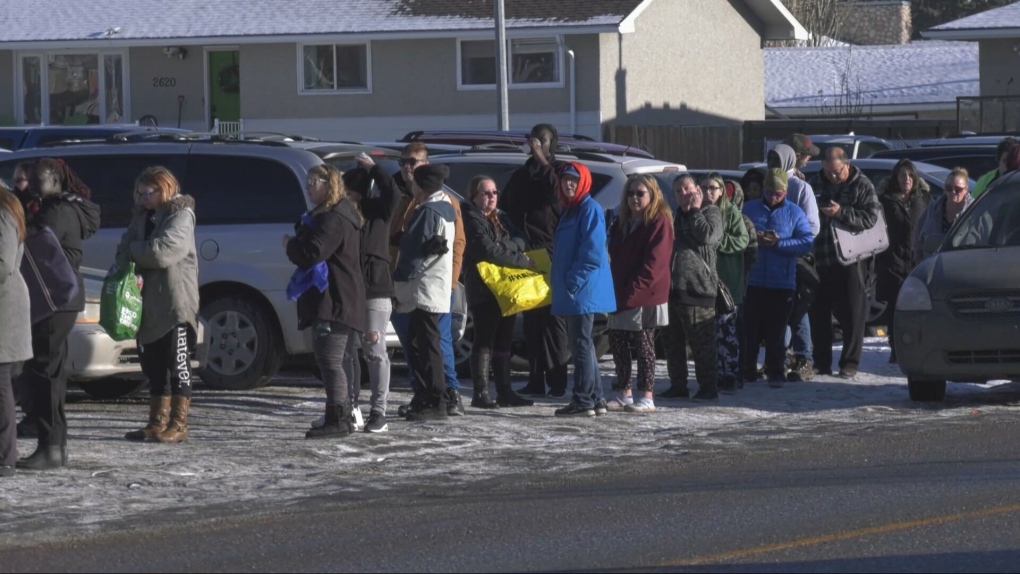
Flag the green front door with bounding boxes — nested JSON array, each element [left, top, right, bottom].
[[208, 51, 240, 129]]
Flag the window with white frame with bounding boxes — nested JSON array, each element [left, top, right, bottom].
[[459, 38, 562, 88], [17, 51, 128, 125], [300, 43, 370, 92]]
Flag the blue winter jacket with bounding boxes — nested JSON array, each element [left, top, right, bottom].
[[742, 199, 814, 291], [551, 195, 617, 316]]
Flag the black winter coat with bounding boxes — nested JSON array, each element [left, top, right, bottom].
[[498, 157, 560, 250], [358, 165, 401, 300], [876, 179, 931, 290], [461, 201, 530, 310], [286, 199, 366, 333], [31, 192, 101, 312]]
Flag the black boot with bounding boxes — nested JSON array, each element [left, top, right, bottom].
[[657, 383, 690, 399], [517, 368, 547, 397], [447, 388, 465, 416], [16, 415, 39, 439], [546, 364, 568, 398], [470, 353, 499, 410], [305, 403, 351, 439], [16, 445, 67, 471], [494, 355, 534, 407]]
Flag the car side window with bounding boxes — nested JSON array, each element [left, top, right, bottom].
[[184, 155, 307, 224], [62, 154, 186, 229]]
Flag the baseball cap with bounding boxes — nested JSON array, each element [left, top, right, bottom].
[[559, 164, 581, 179], [784, 134, 820, 157]]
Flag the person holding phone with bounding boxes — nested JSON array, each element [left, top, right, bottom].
[[741, 169, 814, 387]]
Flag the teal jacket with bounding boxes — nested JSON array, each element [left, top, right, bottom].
[[551, 195, 616, 316]]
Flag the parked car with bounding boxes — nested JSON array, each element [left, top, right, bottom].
[[867, 145, 999, 179], [916, 133, 1020, 147], [69, 267, 210, 399], [400, 130, 657, 159], [432, 148, 686, 367], [739, 133, 894, 170], [0, 134, 425, 391], [894, 170, 1020, 402], [0, 125, 190, 152]]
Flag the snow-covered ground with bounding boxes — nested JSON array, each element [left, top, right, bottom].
[[3, 337, 1018, 546]]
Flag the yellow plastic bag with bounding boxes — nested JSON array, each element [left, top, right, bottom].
[[476, 249, 552, 317]]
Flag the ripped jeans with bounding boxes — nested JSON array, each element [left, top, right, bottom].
[[344, 298, 392, 416]]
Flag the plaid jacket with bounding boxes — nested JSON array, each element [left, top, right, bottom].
[[811, 164, 881, 269]]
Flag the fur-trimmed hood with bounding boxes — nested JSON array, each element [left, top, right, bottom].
[[134, 193, 195, 215], [877, 175, 930, 199]]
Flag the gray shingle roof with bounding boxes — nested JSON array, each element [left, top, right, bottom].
[[765, 42, 978, 110], [930, 1, 1020, 31], [0, 0, 645, 42]]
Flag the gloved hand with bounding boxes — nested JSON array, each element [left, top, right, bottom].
[[421, 236, 449, 256]]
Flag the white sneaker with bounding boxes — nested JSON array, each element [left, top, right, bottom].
[[624, 398, 656, 413], [606, 394, 634, 410]]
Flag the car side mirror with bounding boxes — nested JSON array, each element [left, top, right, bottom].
[[923, 233, 945, 255]]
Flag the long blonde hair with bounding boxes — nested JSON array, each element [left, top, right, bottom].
[[309, 164, 363, 224], [617, 174, 673, 230]]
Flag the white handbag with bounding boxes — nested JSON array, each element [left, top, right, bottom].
[[831, 208, 889, 265]]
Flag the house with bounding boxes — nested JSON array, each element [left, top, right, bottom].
[[0, 0, 806, 141], [922, 1, 1020, 132], [764, 41, 979, 120]]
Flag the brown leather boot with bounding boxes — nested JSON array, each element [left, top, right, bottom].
[[125, 395, 171, 442], [156, 395, 191, 443]]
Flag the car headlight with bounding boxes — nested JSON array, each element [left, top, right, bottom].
[[77, 299, 101, 324], [896, 275, 932, 312]]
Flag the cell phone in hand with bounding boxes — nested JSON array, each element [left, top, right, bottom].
[[764, 229, 778, 238]]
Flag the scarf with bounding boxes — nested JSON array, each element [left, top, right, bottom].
[[556, 161, 592, 208]]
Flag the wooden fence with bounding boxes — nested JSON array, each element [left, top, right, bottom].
[[604, 119, 962, 169]]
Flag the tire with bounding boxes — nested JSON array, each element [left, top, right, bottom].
[[199, 295, 284, 391], [78, 378, 147, 400], [908, 377, 947, 402]]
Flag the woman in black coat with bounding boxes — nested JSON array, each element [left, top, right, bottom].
[[18, 158, 100, 471], [285, 165, 366, 439], [876, 159, 931, 363], [462, 175, 535, 409]]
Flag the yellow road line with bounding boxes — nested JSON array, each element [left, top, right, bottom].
[[666, 502, 1020, 566]]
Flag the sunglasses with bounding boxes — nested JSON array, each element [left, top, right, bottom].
[[306, 178, 327, 186], [704, 185, 722, 192], [626, 190, 647, 198], [945, 185, 968, 193], [398, 157, 423, 167]]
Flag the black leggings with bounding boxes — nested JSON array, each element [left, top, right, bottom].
[[139, 324, 195, 398], [471, 300, 515, 359]]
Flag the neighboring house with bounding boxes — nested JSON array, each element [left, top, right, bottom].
[[765, 42, 979, 120], [922, 1, 1020, 132], [0, 0, 806, 140]]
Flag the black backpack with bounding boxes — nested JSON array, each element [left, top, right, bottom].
[[20, 225, 79, 324]]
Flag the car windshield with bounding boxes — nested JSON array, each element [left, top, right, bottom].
[[945, 182, 1020, 252]]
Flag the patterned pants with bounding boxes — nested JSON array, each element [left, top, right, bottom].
[[609, 328, 657, 393], [663, 302, 718, 391], [716, 309, 740, 382]]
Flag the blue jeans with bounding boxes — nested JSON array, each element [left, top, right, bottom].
[[392, 292, 460, 391], [566, 314, 603, 409], [784, 313, 813, 359]]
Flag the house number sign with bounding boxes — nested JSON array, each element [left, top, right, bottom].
[[152, 77, 178, 87]]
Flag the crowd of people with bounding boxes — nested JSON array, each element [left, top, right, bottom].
[[3, 125, 1019, 475]]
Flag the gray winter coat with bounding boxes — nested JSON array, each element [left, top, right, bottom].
[[670, 204, 723, 307], [914, 193, 974, 262], [0, 211, 33, 364], [116, 194, 199, 345]]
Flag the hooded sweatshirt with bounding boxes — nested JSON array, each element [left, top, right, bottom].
[[33, 191, 101, 312], [770, 144, 820, 236]]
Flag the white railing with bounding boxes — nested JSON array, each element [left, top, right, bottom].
[[212, 118, 244, 138]]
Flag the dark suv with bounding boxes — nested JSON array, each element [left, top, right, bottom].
[[0, 125, 190, 152], [867, 145, 999, 178]]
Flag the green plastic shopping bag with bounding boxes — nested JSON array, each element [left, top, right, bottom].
[[99, 262, 144, 341]]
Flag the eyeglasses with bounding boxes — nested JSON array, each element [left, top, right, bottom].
[[306, 178, 327, 186], [398, 157, 424, 167], [136, 190, 158, 199], [626, 190, 647, 198], [704, 186, 722, 192]]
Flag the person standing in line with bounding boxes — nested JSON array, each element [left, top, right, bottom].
[[119, 167, 200, 443], [461, 175, 535, 409], [741, 170, 815, 387], [702, 173, 749, 393], [550, 162, 616, 417], [606, 174, 673, 413], [394, 164, 457, 421], [17, 158, 100, 471], [499, 123, 571, 398], [9, 160, 38, 440], [659, 174, 723, 401], [767, 142, 820, 382], [0, 184, 33, 477], [337, 155, 401, 433], [810, 148, 881, 380], [914, 168, 973, 262], [725, 180, 759, 389], [971, 137, 1018, 198], [389, 143, 467, 417], [875, 159, 931, 364], [285, 165, 366, 438]]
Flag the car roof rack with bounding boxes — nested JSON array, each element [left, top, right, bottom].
[[402, 129, 597, 142], [240, 132, 321, 142]]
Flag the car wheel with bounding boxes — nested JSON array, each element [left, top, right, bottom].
[[908, 377, 947, 402], [78, 378, 147, 400], [199, 295, 284, 391]]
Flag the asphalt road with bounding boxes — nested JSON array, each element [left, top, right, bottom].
[[5, 413, 1020, 572]]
